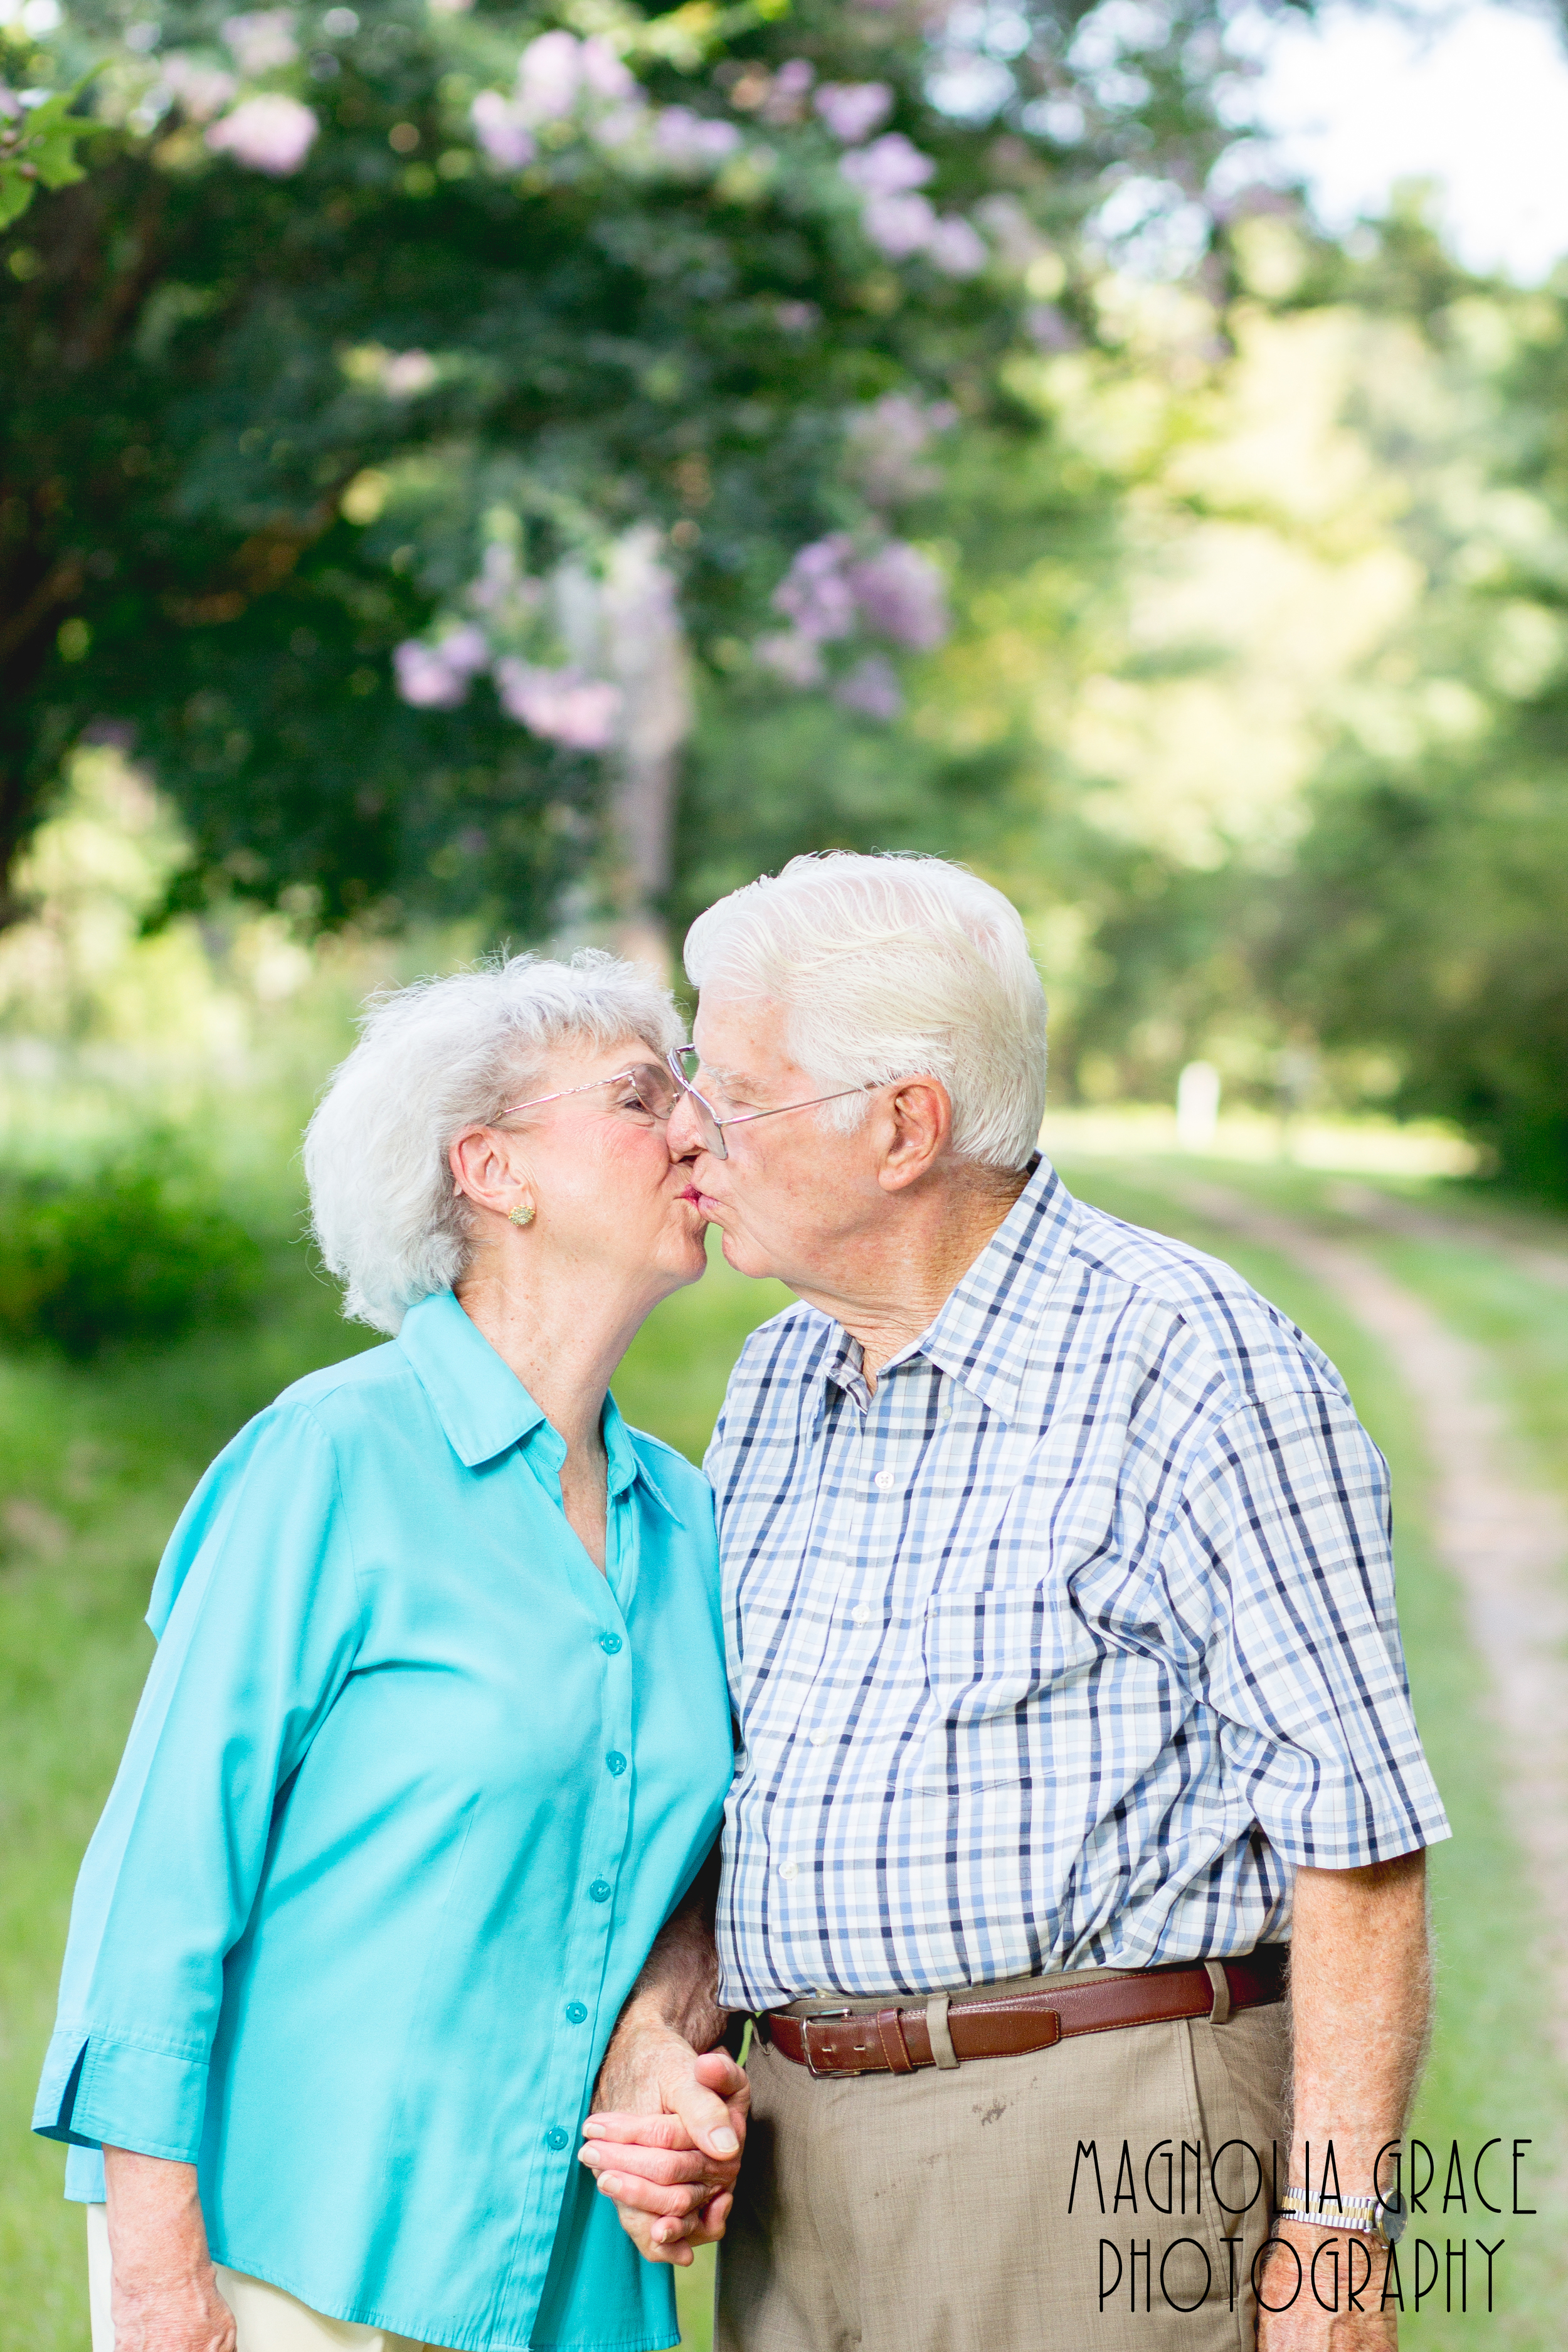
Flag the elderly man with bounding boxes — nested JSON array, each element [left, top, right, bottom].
[[581, 853, 1448, 2352]]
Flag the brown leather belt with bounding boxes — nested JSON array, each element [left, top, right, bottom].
[[761, 1945, 1288, 2077]]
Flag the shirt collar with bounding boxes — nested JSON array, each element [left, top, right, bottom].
[[823, 1157, 1081, 1426], [396, 1290, 683, 1520]]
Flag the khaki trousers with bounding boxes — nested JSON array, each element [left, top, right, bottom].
[[87, 2205, 442, 2352], [716, 1966, 1290, 2352]]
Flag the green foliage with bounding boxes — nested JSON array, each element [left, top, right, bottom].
[[1260, 215, 1568, 1196], [1, 0, 1250, 931], [0, 1143, 264, 1358], [0, 82, 108, 231]]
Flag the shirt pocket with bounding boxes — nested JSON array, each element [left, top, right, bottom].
[[911, 1579, 1047, 1795]]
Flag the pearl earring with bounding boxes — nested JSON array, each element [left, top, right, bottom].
[[508, 1200, 536, 1227]]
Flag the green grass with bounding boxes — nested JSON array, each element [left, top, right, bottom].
[[5, 1169, 1565, 2349], [1056, 1157, 1568, 2348]]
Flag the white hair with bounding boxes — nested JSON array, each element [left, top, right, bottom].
[[682, 852, 1047, 1170], [304, 949, 682, 1334]]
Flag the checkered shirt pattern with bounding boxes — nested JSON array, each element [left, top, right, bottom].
[[706, 1160, 1449, 2011]]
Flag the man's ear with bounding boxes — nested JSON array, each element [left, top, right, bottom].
[[450, 1125, 524, 1217], [876, 1077, 951, 1193]]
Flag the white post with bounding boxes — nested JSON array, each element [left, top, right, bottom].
[[1176, 1060, 1221, 1153]]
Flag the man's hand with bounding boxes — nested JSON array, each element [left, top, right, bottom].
[[580, 2022, 749, 2267], [102, 2146, 236, 2352], [1256, 2225, 1397, 2349]]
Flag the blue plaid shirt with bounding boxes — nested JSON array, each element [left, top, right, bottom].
[[707, 1160, 1449, 2011]]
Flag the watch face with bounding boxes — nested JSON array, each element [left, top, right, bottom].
[[1377, 2190, 1407, 2244]]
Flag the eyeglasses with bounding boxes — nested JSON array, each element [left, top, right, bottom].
[[499, 1063, 680, 1124], [665, 1046, 872, 1162]]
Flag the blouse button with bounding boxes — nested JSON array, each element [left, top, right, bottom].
[[589, 1878, 613, 1902], [546, 2127, 569, 2151], [565, 2002, 588, 2024], [598, 1631, 623, 1654], [873, 1470, 895, 1491], [605, 1751, 628, 1776]]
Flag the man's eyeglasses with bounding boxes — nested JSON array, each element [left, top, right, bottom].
[[664, 1047, 872, 1162]]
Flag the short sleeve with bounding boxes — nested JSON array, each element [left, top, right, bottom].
[[33, 1402, 365, 2164], [1166, 1385, 1450, 1870]]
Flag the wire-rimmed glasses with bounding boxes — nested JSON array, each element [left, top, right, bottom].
[[665, 1047, 872, 1162], [497, 1063, 681, 1124]]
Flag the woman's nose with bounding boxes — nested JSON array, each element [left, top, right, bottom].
[[665, 1092, 703, 1157]]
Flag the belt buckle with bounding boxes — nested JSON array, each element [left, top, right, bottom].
[[800, 2008, 854, 2078]]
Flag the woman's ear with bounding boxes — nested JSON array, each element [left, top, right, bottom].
[[450, 1126, 527, 1219]]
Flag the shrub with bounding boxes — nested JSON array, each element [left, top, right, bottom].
[[0, 1144, 264, 1359]]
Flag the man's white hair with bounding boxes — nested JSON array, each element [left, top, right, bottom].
[[683, 853, 1047, 1170], [304, 949, 682, 1335]]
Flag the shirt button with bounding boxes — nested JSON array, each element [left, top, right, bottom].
[[589, 1878, 613, 1902], [874, 1470, 895, 1491], [598, 1631, 623, 1654], [851, 1604, 871, 1625], [546, 2126, 569, 2151], [778, 1862, 798, 1881], [605, 1751, 628, 1776], [565, 2002, 588, 2024]]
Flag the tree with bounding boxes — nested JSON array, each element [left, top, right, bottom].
[[1261, 210, 1568, 1195], [3, 0, 1258, 951]]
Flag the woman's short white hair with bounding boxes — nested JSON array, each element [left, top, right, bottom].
[[683, 852, 1047, 1170], [304, 949, 682, 1335]]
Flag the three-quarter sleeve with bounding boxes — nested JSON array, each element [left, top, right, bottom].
[[1167, 1384, 1450, 1870], [33, 1401, 365, 2164]]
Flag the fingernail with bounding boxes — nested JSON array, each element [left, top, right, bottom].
[[711, 2129, 739, 2155]]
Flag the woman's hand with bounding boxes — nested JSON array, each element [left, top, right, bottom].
[[580, 2032, 749, 2266], [102, 2148, 236, 2352]]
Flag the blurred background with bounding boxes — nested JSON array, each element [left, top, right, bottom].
[[3, 1, 1567, 2344]]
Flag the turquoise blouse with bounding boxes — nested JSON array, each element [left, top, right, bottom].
[[34, 1290, 733, 2352]]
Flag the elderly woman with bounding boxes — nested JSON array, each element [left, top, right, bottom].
[[33, 952, 740, 2352]]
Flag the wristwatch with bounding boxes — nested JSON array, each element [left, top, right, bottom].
[[1279, 2187, 1406, 2244]]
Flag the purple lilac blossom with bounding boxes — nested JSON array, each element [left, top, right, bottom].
[[470, 90, 535, 169], [834, 655, 904, 720], [813, 82, 893, 142], [862, 192, 937, 260], [494, 660, 622, 750], [206, 94, 318, 175], [220, 9, 297, 75], [775, 299, 820, 332], [839, 132, 935, 198], [159, 57, 238, 120], [381, 350, 437, 396], [926, 215, 988, 277], [771, 536, 857, 642], [579, 36, 635, 102], [654, 107, 742, 167], [395, 640, 471, 709], [1026, 303, 1081, 351], [514, 29, 581, 125], [754, 631, 826, 687], [760, 59, 814, 123], [433, 624, 489, 675], [846, 540, 948, 650], [845, 393, 956, 507]]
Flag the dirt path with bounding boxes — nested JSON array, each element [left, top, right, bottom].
[[1162, 1177, 1568, 2063]]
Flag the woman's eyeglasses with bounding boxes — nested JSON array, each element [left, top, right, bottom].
[[498, 1064, 680, 1123], [663, 1047, 872, 1162]]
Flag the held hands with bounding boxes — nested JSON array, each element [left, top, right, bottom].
[[580, 2020, 749, 2267]]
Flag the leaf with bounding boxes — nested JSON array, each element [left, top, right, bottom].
[[0, 166, 36, 229]]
